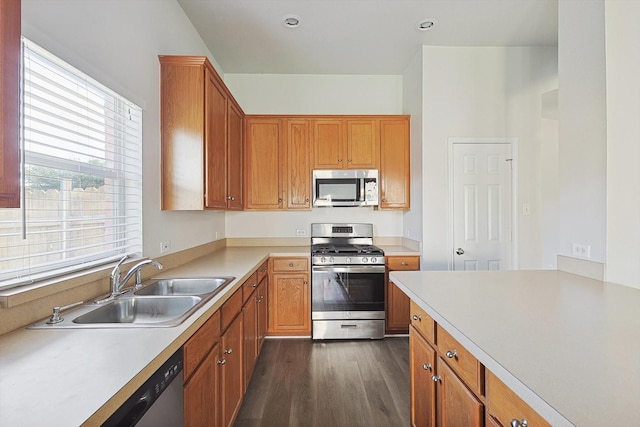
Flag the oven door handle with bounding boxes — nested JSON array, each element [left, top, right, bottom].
[[312, 266, 385, 274]]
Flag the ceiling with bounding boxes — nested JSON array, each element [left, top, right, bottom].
[[177, 0, 558, 75]]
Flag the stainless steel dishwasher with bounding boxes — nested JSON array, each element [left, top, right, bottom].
[[102, 349, 184, 427]]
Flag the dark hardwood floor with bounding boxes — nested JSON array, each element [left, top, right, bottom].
[[234, 337, 410, 427]]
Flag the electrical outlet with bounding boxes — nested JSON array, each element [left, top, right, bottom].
[[571, 243, 591, 259], [160, 241, 171, 254], [296, 229, 307, 236], [215, 231, 220, 239]]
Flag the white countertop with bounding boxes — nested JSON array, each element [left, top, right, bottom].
[[0, 243, 418, 426], [389, 269, 640, 427]]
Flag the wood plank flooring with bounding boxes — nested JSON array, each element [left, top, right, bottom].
[[234, 337, 410, 427]]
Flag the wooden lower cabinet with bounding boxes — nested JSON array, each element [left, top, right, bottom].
[[220, 311, 243, 427], [386, 256, 420, 334], [242, 288, 257, 392], [184, 342, 220, 427], [268, 257, 310, 336], [410, 325, 436, 427], [435, 359, 483, 427], [486, 371, 551, 427], [256, 276, 268, 351]]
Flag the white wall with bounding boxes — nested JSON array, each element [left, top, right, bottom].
[[223, 73, 404, 238], [224, 74, 402, 115], [401, 49, 424, 245], [605, 0, 640, 288], [22, 0, 226, 258], [420, 46, 558, 270], [557, 0, 607, 263]]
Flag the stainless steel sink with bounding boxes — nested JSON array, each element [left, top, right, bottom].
[[28, 276, 236, 329], [134, 277, 234, 297], [72, 296, 201, 326]]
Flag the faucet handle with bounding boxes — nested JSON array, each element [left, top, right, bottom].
[[113, 254, 129, 273]]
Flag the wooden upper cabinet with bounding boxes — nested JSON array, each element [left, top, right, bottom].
[[312, 118, 379, 170], [244, 118, 284, 209], [312, 120, 343, 169], [205, 72, 228, 209], [286, 120, 311, 209], [159, 56, 244, 210], [226, 101, 244, 210], [345, 119, 379, 169], [379, 117, 410, 210], [0, 0, 21, 208]]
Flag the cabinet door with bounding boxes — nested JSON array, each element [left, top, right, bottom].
[[410, 326, 436, 427], [205, 71, 228, 209], [268, 272, 310, 335], [286, 120, 312, 209], [256, 277, 268, 352], [436, 359, 483, 427], [313, 120, 344, 169], [387, 281, 411, 333], [244, 118, 283, 209], [242, 293, 257, 392], [345, 119, 379, 169], [380, 118, 410, 209], [184, 342, 220, 427], [220, 313, 244, 427], [0, 0, 20, 208], [226, 101, 243, 209]]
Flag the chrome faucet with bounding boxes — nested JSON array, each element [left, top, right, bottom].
[[119, 259, 163, 292], [105, 255, 163, 300]]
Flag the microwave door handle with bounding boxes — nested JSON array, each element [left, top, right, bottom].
[[360, 178, 364, 201]]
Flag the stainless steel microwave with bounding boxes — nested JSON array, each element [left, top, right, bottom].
[[312, 169, 379, 207]]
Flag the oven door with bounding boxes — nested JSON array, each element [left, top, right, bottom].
[[311, 265, 385, 319]]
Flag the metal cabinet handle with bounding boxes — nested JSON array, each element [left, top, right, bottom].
[[348, 158, 352, 162], [431, 375, 441, 383], [422, 363, 432, 371], [401, 261, 408, 266], [305, 198, 309, 203], [289, 263, 294, 267], [251, 283, 257, 288], [224, 348, 233, 355], [412, 314, 421, 321], [226, 196, 235, 201], [217, 358, 226, 365], [303, 280, 308, 285], [456, 248, 465, 255], [445, 350, 458, 359], [278, 198, 283, 203], [511, 419, 528, 427]]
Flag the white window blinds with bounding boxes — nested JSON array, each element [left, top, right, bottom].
[[0, 39, 143, 289]]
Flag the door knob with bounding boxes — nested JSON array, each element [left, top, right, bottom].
[[456, 248, 465, 255]]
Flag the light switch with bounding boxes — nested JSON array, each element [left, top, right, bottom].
[[522, 203, 531, 216]]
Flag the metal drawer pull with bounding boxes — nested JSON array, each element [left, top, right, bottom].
[[510, 419, 528, 427], [445, 350, 458, 359], [289, 263, 294, 267], [431, 375, 441, 382], [251, 283, 257, 288], [401, 261, 407, 266], [341, 324, 358, 328], [217, 358, 226, 365], [224, 348, 233, 354], [422, 363, 432, 371], [412, 314, 421, 321]]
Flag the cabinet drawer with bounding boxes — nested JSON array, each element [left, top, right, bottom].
[[257, 260, 268, 283], [409, 300, 434, 344], [183, 310, 220, 382], [486, 371, 551, 427], [387, 256, 419, 270], [437, 324, 483, 395], [242, 272, 259, 303], [271, 257, 309, 272], [221, 288, 243, 332]]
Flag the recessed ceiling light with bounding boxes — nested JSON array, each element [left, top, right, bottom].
[[415, 19, 435, 32], [282, 14, 301, 29]]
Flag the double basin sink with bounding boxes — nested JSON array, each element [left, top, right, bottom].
[[29, 277, 235, 329]]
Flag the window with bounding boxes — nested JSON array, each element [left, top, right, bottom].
[[0, 39, 142, 290]]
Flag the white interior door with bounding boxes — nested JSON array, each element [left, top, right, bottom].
[[452, 143, 512, 270]]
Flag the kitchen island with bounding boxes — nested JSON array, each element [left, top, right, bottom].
[[389, 269, 640, 427]]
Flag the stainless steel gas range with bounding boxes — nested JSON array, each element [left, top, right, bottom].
[[311, 223, 385, 340]]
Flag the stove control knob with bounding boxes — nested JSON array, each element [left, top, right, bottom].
[[329, 257, 334, 263], [346, 257, 351, 263], [362, 257, 369, 263], [371, 257, 377, 263], [321, 257, 327, 263]]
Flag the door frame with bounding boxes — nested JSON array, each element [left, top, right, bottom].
[[447, 137, 518, 270]]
